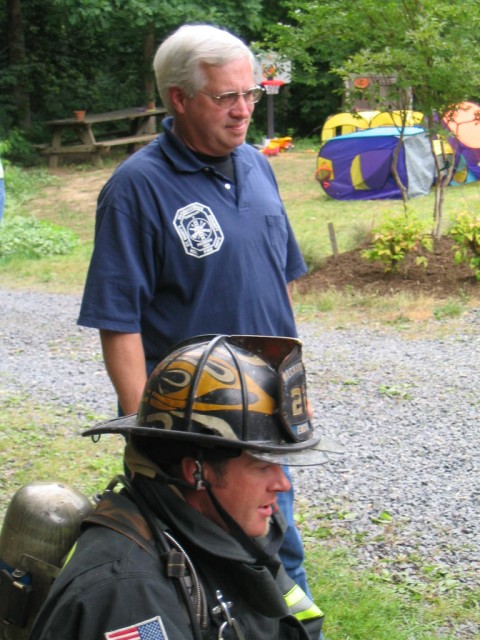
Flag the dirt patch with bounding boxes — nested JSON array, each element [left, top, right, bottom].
[[40, 168, 112, 213], [297, 236, 479, 300], [29, 167, 114, 240]]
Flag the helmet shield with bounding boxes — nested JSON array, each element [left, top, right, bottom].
[[277, 343, 311, 442], [83, 335, 342, 466]]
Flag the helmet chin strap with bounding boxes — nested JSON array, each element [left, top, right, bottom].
[[193, 458, 283, 561]]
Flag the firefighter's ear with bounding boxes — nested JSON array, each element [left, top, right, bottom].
[[180, 458, 207, 490]]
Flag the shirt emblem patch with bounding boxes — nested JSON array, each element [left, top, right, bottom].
[[174, 202, 224, 258], [104, 615, 169, 639]]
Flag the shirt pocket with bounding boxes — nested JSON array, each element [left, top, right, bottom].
[[266, 214, 288, 272]]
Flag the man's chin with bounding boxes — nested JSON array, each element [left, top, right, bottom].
[[253, 519, 272, 540]]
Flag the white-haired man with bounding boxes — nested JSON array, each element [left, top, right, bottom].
[[78, 24, 310, 595]]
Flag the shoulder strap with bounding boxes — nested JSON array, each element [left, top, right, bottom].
[[94, 476, 207, 640], [83, 487, 156, 557]]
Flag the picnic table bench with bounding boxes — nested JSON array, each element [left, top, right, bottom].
[[41, 106, 166, 168]]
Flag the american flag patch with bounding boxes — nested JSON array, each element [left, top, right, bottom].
[[104, 616, 169, 640]]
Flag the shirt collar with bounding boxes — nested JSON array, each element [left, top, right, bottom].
[[161, 116, 239, 174]]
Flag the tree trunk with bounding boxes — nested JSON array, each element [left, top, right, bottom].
[[142, 24, 156, 133], [7, 0, 31, 128], [430, 137, 455, 239], [392, 136, 408, 211]]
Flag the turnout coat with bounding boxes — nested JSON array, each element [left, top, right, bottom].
[[28, 477, 323, 640]]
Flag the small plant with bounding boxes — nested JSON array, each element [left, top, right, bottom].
[[362, 215, 432, 273], [433, 297, 466, 320], [449, 212, 480, 280], [370, 510, 393, 525], [378, 384, 412, 400], [0, 216, 78, 258]]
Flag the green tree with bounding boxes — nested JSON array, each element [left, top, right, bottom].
[[0, 0, 267, 140], [264, 0, 480, 235]]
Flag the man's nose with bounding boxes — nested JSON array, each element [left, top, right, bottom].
[[231, 94, 253, 115], [272, 465, 291, 493]]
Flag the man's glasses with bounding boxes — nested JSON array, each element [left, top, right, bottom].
[[199, 85, 265, 109]]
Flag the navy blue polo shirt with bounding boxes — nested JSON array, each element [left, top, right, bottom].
[[78, 117, 307, 360]]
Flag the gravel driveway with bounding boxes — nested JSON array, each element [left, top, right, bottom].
[[1, 288, 478, 603]]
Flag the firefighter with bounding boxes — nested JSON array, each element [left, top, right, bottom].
[[28, 334, 343, 640]]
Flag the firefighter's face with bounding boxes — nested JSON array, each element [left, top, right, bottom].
[[188, 451, 291, 537]]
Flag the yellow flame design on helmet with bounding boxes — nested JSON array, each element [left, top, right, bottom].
[[144, 345, 276, 417]]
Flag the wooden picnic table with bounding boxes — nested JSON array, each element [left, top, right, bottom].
[[42, 106, 166, 168]]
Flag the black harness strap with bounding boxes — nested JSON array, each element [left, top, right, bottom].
[[110, 475, 205, 640]]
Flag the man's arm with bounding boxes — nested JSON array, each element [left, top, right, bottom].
[[100, 330, 147, 414], [287, 282, 294, 307], [287, 283, 314, 420]]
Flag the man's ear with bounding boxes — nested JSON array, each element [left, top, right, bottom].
[[180, 457, 207, 490], [169, 86, 187, 114]]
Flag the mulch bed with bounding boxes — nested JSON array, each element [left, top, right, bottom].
[[296, 236, 478, 299]]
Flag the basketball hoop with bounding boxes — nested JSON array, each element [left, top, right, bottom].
[[261, 79, 285, 95]]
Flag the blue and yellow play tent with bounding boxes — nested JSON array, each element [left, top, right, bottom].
[[316, 105, 480, 199]]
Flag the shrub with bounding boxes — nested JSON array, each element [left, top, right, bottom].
[[362, 215, 432, 273], [0, 216, 78, 259], [3, 165, 55, 211], [449, 212, 480, 281], [1, 129, 42, 167]]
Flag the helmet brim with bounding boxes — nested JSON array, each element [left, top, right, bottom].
[[83, 416, 343, 467], [83, 413, 138, 437], [247, 436, 344, 466]]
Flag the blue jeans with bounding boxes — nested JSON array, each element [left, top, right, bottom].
[[277, 466, 311, 597]]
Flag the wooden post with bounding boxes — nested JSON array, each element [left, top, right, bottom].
[[328, 222, 339, 257]]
